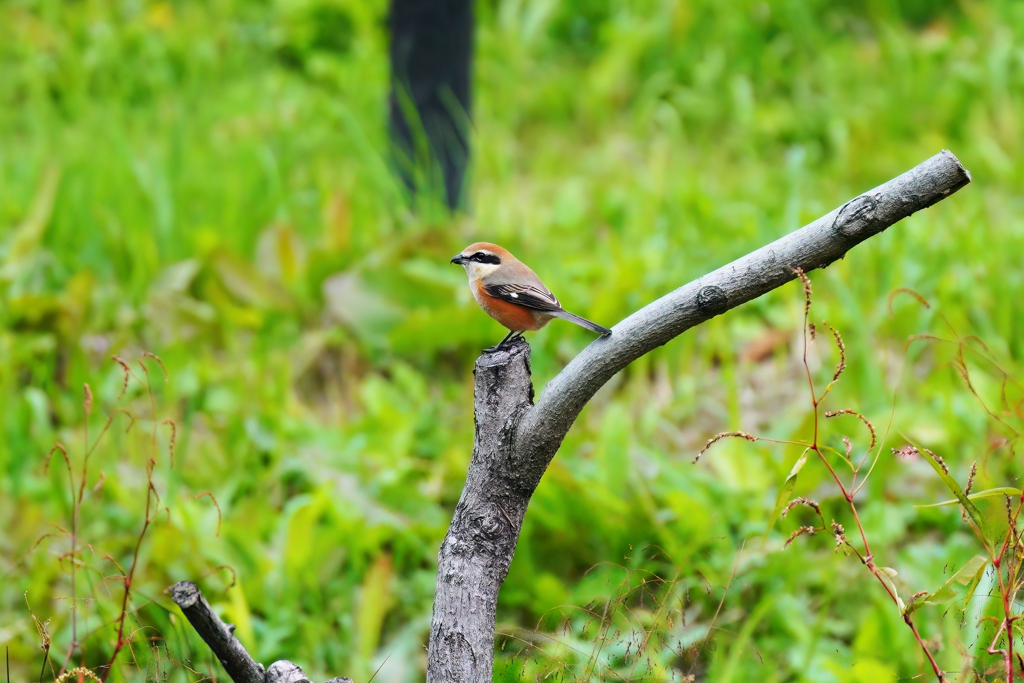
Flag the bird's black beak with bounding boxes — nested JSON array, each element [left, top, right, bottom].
[[450, 254, 467, 265]]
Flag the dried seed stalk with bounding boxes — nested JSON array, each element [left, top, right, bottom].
[[825, 409, 877, 450], [965, 461, 978, 496], [112, 356, 131, 400], [793, 267, 812, 318], [831, 520, 847, 552], [162, 418, 177, 468], [694, 431, 758, 463], [822, 321, 846, 381], [921, 447, 949, 474], [784, 526, 817, 548], [142, 351, 169, 381], [781, 497, 821, 518], [892, 445, 919, 459]]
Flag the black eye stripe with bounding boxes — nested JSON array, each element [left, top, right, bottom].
[[471, 252, 501, 265]]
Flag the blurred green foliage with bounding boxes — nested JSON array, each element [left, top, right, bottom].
[[2, 0, 1024, 681]]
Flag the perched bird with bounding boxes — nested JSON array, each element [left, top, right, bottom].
[[450, 242, 612, 350]]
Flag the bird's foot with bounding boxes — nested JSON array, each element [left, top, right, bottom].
[[483, 332, 524, 353]]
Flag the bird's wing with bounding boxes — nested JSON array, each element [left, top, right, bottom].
[[483, 282, 562, 312]]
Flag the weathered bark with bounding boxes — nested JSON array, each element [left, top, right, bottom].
[[426, 342, 535, 681], [426, 150, 971, 682]]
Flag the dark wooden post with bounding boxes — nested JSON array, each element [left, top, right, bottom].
[[388, 0, 473, 210]]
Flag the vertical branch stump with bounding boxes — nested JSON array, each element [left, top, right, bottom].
[[427, 339, 535, 680]]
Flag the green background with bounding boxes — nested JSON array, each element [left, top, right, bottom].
[[2, 0, 1023, 681]]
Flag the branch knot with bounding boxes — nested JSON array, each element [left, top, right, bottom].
[[696, 285, 728, 315], [832, 193, 880, 236]]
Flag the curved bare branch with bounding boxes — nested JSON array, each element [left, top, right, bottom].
[[517, 149, 970, 478]]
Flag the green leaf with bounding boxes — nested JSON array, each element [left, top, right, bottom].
[[875, 566, 905, 612], [914, 487, 1021, 509], [212, 249, 295, 310], [0, 163, 60, 267], [765, 449, 810, 543], [913, 440, 988, 544], [904, 555, 988, 615], [224, 582, 256, 649], [961, 557, 990, 607], [357, 553, 395, 670], [902, 593, 928, 616]]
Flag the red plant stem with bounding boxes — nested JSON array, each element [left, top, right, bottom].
[[70, 413, 92, 649], [836, 535, 944, 681], [101, 483, 153, 682], [838, 484, 945, 680], [989, 488, 1024, 681], [101, 366, 166, 680], [58, 465, 81, 676], [797, 282, 944, 682], [903, 613, 945, 681], [992, 552, 1015, 682], [1004, 579, 1015, 683], [70, 481, 78, 660], [838, 475, 945, 680], [800, 307, 819, 449], [61, 409, 103, 675], [846, 495, 871, 561]]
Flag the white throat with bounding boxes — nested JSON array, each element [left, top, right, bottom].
[[462, 261, 500, 281]]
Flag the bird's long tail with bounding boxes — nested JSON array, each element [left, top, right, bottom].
[[551, 309, 612, 336]]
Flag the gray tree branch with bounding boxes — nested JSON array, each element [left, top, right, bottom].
[[427, 150, 971, 683], [171, 581, 352, 683], [171, 581, 265, 683]]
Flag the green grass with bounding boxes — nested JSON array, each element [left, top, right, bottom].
[[2, 0, 1024, 681]]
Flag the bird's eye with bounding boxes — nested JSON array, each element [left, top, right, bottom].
[[473, 252, 500, 264]]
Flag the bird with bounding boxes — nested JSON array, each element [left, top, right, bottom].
[[450, 242, 612, 350]]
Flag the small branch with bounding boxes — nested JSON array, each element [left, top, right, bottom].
[[171, 582, 265, 683], [171, 582, 354, 683]]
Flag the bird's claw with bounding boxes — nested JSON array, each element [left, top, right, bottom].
[[484, 334, 524, 353]]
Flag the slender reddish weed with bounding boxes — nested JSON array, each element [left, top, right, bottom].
[[26, 353, 223, 682], [696, 270, 948, 681]]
